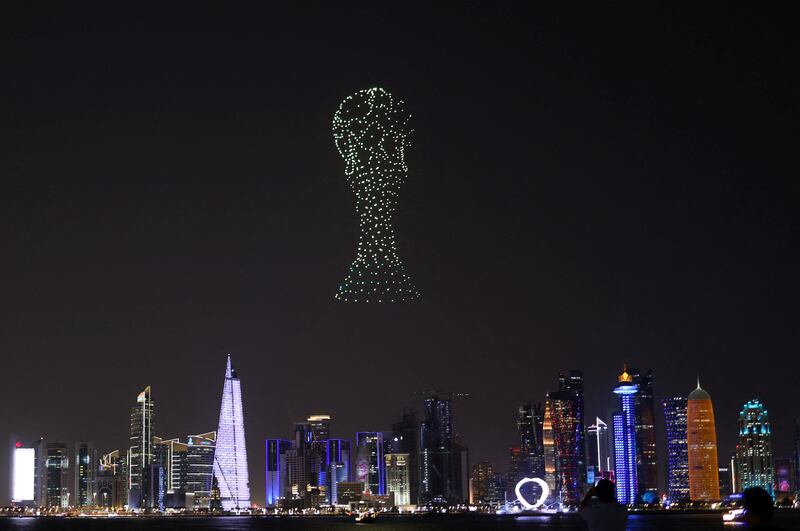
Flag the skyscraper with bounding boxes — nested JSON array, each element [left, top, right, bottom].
[[632, 369, 658, 500], [469, 461, 494, 505], [385, 453, 411, 506], [212, 355, 251, 510], [355, 432, 384, 495], [662, 397, 690, 502], [128, 386, 154, 509], [419, 395, 455, 503], [558, 371, 587, 487], [796, 418, 800, 499], [687, 379, 720, 502], [612, 365, 638, 505], [518, 403, 545, 479], [389, 408, 419, 505], [547, 389, 582, 506], [74, 441, 95, 508], [45, 442, 70, 508], [542, 400, 557, 499], [735, 399, 774, 496], [327, 438, 351, 505], [185, 432, 216, 509], [265, 439, 292, 507], [587, 418, 610, 480]]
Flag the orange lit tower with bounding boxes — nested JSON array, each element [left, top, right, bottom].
[[687, 378, 720, 501]]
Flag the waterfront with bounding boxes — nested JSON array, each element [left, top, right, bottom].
[[2, 513, 800, 530]]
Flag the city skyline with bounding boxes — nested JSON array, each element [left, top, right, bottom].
[[7, 356, 797, 507], [2, 3, 799, 508]]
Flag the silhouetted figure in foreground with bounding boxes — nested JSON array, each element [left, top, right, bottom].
[[743, 487, 781, 530], [578, 479, 628, 531]]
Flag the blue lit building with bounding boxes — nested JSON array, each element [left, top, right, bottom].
[[327, 439, 351, 504], [265, 439, 292, 507], [355, 432, 384, 495], [662, 397, 690, 502], [612, 365, 638, 505]]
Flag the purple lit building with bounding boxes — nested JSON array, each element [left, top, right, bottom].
[[613, 365, 638, 505], [212, 355, 251, 510]]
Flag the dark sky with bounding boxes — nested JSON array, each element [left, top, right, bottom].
[[1, 3, 798, 504]]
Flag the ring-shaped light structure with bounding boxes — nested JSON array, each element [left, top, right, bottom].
[[515, 477, 549, 510]]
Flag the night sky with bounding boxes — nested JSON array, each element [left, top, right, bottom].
[[2, 4, 798, 503]]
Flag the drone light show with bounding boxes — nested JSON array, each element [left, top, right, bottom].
[[515, 477, 549, 510], [332, 87, 421, 303]]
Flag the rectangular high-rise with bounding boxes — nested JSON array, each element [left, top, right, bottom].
[[128, 386, 154, 509], [385, 453, 411, 506], [74, 441, 95, 508], [662, 397, 689, 502], [419, 395, 454, 503], [45, 442, 70, 508], [265, 439, 292, 507], [355, 432, 384, 495]]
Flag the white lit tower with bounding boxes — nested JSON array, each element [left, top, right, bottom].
[[212, 355, 251, 510]]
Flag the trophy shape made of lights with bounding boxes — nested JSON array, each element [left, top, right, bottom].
[[333, 87, 421, 302]]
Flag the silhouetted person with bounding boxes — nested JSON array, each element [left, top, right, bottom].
[[578, 479, 628, 531], [743, 487, 781, 530]]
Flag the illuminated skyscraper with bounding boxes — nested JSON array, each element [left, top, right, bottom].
[[128, 386, 154, 509], [385, 453, 411, 506], [518, 403, 545, 479], [327, 438, 351, 505], [547, 390, 582, 506], [542, 401, 557, 498], [796, 418, 800, 498], [735, 399, 774, 496], [632, 369, 658, 500], [774, 458, 796, 498], [265, 439, 292, 507], [420, 395, 455, 503], [332, 87, 420, 302], [587, 418, 610, 479], [612, 365, 638, 505], [389, 409, 419, 504], [11, 437, 44, 507], [308, 415, 331, 441], [45, 442, 70, 508], [355, 432, 384, 495], [687, 379, 720, 501], [469, 461, 494, 505], [186, 432, 216, 509], [558, 371, 587, 487], [662, 397, 690, 502], [212, 355, 251, 510], [74, 441, 95, 508]]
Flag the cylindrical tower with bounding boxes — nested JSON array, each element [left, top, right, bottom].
[[687, 380, 720, 501]]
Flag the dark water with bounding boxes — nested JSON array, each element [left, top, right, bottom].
[[1, 513, 799, 530]]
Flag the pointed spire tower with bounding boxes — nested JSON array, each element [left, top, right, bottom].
[[212, 355, 251, 510]]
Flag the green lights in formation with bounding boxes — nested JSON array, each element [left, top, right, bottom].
[[333, 87, 420, 303]]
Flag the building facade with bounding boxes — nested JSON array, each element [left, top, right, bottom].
[[385, 453, 411, 506], [613, 365, 638, 505], [662, 397, 690, 502], [547, 389, 582, 506], [687, 380, 720, 502], [128, 386, 154, 509], [212, 355, 251, 510], [355, 432, 384, 495], [587, 417, 610, 480], [389, 409, 419, 505], [469, 461, 494, 505], [518, 403, 545, 480], [73, 441, 95, 508], [45, 442, 70, 508], [735, 399, 774, 496], [419, 395, 455, 503], [632, 369, 658, 501]]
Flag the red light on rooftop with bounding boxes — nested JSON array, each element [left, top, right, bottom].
[[15, 441, 22, 448]]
